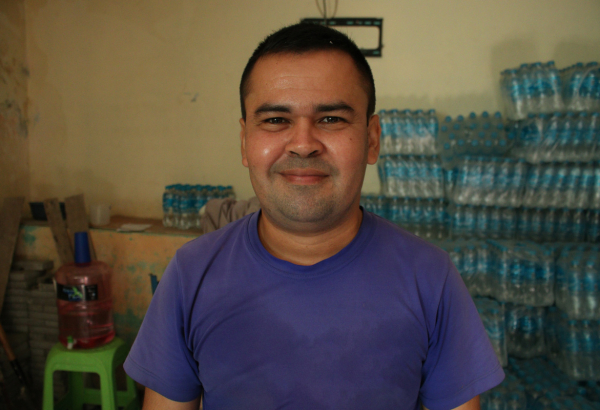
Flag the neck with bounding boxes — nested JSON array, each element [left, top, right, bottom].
[[257, 206, 364, 266]]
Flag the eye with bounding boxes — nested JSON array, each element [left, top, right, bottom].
[[321, 116, 343, 124], [265, 117, 287, 125]]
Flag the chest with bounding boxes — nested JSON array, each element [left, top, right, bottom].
[[188, 269, 429, 409]]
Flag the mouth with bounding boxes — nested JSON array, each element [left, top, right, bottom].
[[278, 169, 329, 185]]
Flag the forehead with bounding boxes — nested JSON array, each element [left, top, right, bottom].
[[244, 50, 369, 110]]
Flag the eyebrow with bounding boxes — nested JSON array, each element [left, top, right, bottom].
[[314, 102, 355, 114], [254, 103, 292, 116], [253, 102, 355, 117]]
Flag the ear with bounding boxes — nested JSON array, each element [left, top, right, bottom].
[[366, 114, 381, 165], [240, 118, 249, 168]]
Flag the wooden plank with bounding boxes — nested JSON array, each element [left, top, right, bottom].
[[65, 194, 96, 260], [0, 197, 25, 315], [11, 259, 54, 272], [44, 198, 74, 265]]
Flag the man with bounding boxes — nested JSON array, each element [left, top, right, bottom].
[[124, 23, 504, 410]]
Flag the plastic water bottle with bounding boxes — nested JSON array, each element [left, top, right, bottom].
[[178, 185, 193, 230], [587, 210, 600, 243], [583, 256, 599, 320], [173, 184, 183, 228], [55, 232, 115, 349], [379, 110, 392, 156], [501, 207, 516, 239], [162, 185, 175, 227], [489, 207, 502, 240]]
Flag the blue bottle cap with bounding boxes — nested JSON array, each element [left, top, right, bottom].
[[74, 232, 92, 264]]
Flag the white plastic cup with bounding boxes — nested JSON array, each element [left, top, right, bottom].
[[90, 204, 111, 226]]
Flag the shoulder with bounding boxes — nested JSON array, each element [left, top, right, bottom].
[[365, 211, 451, 277], [176, 212, 254, 264]]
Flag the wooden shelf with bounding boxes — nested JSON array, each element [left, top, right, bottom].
[[21, 215, 203, 237]]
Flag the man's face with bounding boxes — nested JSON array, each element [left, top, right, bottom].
[[240, 50, 380, 232]]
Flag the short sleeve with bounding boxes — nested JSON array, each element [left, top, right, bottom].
[[419, 258, 504, 410], [123, 255, 202, 402]]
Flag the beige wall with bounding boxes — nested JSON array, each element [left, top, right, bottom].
[[0, 0, 29, 202], [24, 0, 600, 218]]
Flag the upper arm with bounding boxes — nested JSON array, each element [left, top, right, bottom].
[[423, 395, 480, 410], [143, 387, 201, 410]]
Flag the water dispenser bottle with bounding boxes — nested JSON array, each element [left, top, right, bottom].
[[55, 232, 115, 349]]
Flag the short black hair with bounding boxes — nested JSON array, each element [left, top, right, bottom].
[[239, 23, 376, 120]]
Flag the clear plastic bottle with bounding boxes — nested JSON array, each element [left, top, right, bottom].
[[56, 232, 114, 349], [162, 184, 175, 228]]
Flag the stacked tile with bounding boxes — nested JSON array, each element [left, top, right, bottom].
[[28, 277, 65, 397], [1, 268, 45, 334]]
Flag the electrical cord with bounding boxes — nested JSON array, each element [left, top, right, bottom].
[[315, 0, 338, 20]]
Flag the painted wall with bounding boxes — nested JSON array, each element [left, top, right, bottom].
[[0, 0, 29, 201], [24, 0, 600, 218]]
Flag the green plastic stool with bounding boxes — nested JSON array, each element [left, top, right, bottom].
[[43, 337, 140, 410]]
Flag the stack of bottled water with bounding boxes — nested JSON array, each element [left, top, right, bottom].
[[589, 210, 600, 243], [507, 356, 600, 409], [546, 308, 600, 381], [162, 184, 235, 230], [505, 303, 546, 358], [361, 195, 447, 239], [555, 246, 600, 320], [516, 208, 587, 243], [500, 61, 565, 120], [480, 369, 528, 410], [437, 112, 512, 166], [592, 163, 600, 209], [377, 155, 444, 198], [487, 240, 555, 306], [561, 62, 600, 112], [449, 204, 517, 240], [474, 297, 508, 366], [449, 156, 526, 207], [378, 109, 438, 156], [359, 195, 387, 219], [511, 112, 600, 163], [438, 240, 491, 296], [522, 162, 595, 209]]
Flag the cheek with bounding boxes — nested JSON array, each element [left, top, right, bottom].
[[246, 135, 284, 170]]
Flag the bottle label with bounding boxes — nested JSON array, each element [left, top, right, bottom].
[[56, 283, 99, 302]]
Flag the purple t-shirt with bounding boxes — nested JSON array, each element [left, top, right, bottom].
[[124, 210, 503, 409]]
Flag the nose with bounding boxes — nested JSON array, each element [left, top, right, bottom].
[[285, 120, 324, 158]]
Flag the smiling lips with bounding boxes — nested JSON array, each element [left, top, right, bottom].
[[279, 168, 329, 185]]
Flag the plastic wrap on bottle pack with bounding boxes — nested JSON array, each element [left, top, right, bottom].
[[378, 109, 438, 156], [505, 303, 546, 359], [500, 61, 565, 120], [449, 156, 525, 207], [487, 240, 555, 306], [163, 183, 235, 229], [436, 239, 492, 297], [506, 355, 600, 409], [556, 246, 600, 320], [562, 62, 600, 113], [377, 155, 444, 199], [474, 297, 508, 367], [360, 194, 388, 219], [511, 112, 600, 164], [522, 162, 595, 209], [437, 112, 512, 167], [448, 204, 517, 240], [480, 368, 527, 410], [546, 308, 600, 381], [516, 208, 588, 243], [361, 196, 448, 240]]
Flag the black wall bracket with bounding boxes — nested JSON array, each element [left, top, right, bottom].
[[300, 18, 383, 57]]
